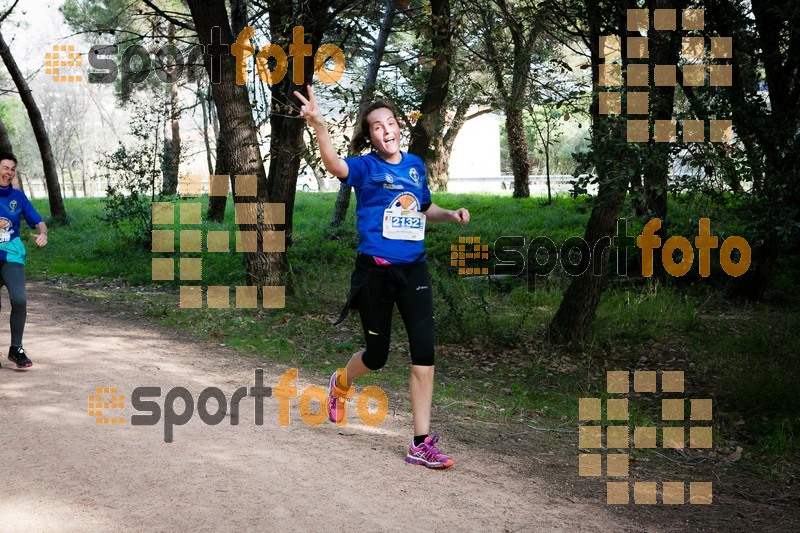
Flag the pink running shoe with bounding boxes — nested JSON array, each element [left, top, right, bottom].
[[328, 371, 350, 423], [406, 434, 454, 468]]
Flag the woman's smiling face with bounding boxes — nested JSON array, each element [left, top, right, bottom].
[[366, 107, 402, 163], [0, 159, 15, 187]]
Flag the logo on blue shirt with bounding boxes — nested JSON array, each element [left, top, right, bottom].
[[0, 217, 14, 243]]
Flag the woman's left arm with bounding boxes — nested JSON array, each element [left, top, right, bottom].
[[32, 221, 48, 247], [423, 203, 470, 225]]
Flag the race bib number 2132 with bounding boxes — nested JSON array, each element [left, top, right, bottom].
[[382, 210, 426, 241]]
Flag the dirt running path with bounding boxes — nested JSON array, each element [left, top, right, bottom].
[[0, 283, 637, 532]]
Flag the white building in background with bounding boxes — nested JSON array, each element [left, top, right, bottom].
[[446, 112, 510, 194], [446, 111, 594, 196], [448, 112, 502, 179]]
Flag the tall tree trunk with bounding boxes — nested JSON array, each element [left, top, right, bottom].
[[161, 80, 181, 195], [162, 123, 174, 193], [640, 0, 683, 277], [20, 172, 31, 196], [201, 84, 214, 176], [428, 142, 450, 189], [528, 106, 554, 203], [545, 127, 551, 204], [0, 30, 67, 221], [427, 88, 486, 190], [67, 160, 77, 197], [80, 155, 87, 197], [548, 0, 632, 343], [0, 114, 20, 190], [267, 0, 332, 247], [303, 134, 328, 190], [60, 161, 66, 196], [206, 0, 247, 223], [408, 0, 452, 186], [481, 0, 539, 199], [548, 171, 629, 342], [725, 0, 799, 300], [0, 114, 11, 152], [161, 23, 181, 196], [330, 176, 352, 227], [331, 0, 396, 227], [206, 131, 231, 222], [505, 104, 530, 197], [186, 0, 286, 288]]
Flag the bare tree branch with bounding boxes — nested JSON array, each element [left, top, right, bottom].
[[0, 0, 20, 26], [140, 0, 196, 32]]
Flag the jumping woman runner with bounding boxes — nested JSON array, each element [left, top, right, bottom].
[[295, 86, 470, 468]]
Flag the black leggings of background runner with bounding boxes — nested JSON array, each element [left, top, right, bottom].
[[0, 261, 27, 346]]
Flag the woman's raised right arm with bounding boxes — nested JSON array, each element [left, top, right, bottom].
[[294, 85, 349, 178]]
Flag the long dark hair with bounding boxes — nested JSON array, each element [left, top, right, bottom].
[[349, 100, 402, 154]]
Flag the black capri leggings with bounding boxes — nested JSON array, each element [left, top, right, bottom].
[[355, 258, 435, 370], [0, 261, 27, 347]]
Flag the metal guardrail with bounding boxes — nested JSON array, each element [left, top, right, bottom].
[[447, 175, 594, 194], [21, 175, 592, 198], [449, 174, 584, 182]]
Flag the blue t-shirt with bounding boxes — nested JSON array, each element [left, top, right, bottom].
[[0, 186, 43, 263], [343, 151, 431, 265]]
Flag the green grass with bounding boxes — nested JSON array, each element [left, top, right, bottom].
[[26, 192, 800, 478]]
